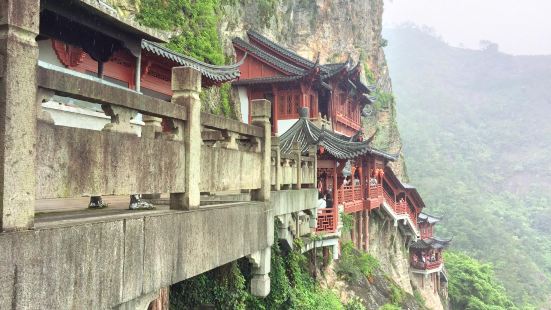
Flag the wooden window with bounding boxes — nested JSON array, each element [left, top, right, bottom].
[[278, 95, 285, 115], [287, 95, 292, 114]]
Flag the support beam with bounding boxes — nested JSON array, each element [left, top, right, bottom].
[[0, 0, 40, 231], [249, 247, 271, 297], [363, 210, 369, 251], [170, 67, 201, 210]]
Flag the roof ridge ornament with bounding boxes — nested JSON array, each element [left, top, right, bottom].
[[299, 107, 309, 118]]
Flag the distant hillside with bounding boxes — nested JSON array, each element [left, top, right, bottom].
[[384, 26, 551, 307]]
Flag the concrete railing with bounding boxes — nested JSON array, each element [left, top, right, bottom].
[[0, 54, 273, 231], [199, 112, 265, 193], [270, 138, 316, 190], [36, 64, 188, 200]]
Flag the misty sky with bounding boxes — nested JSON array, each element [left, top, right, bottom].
[[383, 0, 551, 55]]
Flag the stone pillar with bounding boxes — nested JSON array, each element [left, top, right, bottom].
[[170, 67, 201, 210], [141, 115, 162, 140], [251, 99, 271, 202], [249, 247, 271, 297], [292, 141, 302, 190], [272, 136, 281, 191], [0, 0, 40, 231], [309, 145, 317, 188]]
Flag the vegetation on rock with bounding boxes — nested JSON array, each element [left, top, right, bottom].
[[336, 241, 379, 283]]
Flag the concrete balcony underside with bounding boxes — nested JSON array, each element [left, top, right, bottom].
[[0, 200, 271, 310]]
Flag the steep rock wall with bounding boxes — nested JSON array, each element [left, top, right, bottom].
[[368, 213, 413, 294]]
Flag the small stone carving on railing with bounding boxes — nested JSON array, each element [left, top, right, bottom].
[[101, 104, 139, 135]]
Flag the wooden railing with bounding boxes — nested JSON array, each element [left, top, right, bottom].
[[337, 185, 364, 213], [316, 207, 337, 233], [411, 259, 443, 270], [382, 189, 407, 215]]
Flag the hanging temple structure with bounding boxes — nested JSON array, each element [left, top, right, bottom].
[[0, 0, 450, 308]]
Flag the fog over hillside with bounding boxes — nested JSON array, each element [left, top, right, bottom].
[[384, 25, 551, 307]]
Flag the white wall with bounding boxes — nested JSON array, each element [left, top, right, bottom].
[[238, 87, 249, 124], [38, 39, 64, 68], [277, 119, 298, 136]]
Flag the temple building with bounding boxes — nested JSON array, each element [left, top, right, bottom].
[[410, 212, 451, 295], [279, 107, 399, 250], [233, 30, 375, 136]]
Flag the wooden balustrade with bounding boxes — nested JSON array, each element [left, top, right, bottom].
[[411, 259, 442, 270], [316, 207, 337, 233]]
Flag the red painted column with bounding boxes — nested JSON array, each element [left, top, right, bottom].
[[363, 210, 369, 251], [357, 211, 363, 250]]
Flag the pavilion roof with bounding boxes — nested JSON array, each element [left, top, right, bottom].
[[418, 212, 442, 225], [410, 237, 452, 250], [279, 108, 398, 161], [142, 40, 244, 84]]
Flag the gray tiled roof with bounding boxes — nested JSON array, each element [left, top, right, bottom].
[[418, 212, 442, 224], [232, 75, 303, 86], [232, 37, 306, 75], [410, 237, 452, 250], [247, 30, 316, 69], [142, 40, 244, 83], [279, 108, 398, 161]]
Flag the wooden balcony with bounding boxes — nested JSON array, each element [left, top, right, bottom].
[[337, 185, 364, 213], [411, 259, 443, 271], [366, 184, 383, 210]]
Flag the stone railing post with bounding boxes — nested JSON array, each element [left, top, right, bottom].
[[0, 0, 40, 231], [251, 99, 271, 201], [292, 142, 302, 189], [271, 136, 281, 191], [309, 145, 317, 186], [170, 67, 201, 210]]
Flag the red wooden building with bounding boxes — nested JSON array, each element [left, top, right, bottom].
[[279, 107, 398, 251], [232, 31, 375, 136], [38, 1, 243, 100]]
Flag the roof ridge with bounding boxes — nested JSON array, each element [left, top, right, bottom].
[[247, 30, 316, 69], [232, 37, 306, 76]]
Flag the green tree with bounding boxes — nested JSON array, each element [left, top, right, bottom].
[[445, 251, 518, 310]]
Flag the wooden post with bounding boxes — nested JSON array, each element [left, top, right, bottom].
[[170, 67, 202, 210], [332, 161, 338, 207], [0, 0, 40, 231], [251, 99, 272, 202], [357, 211, 363, 249], [363, 210, 369, 251]]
